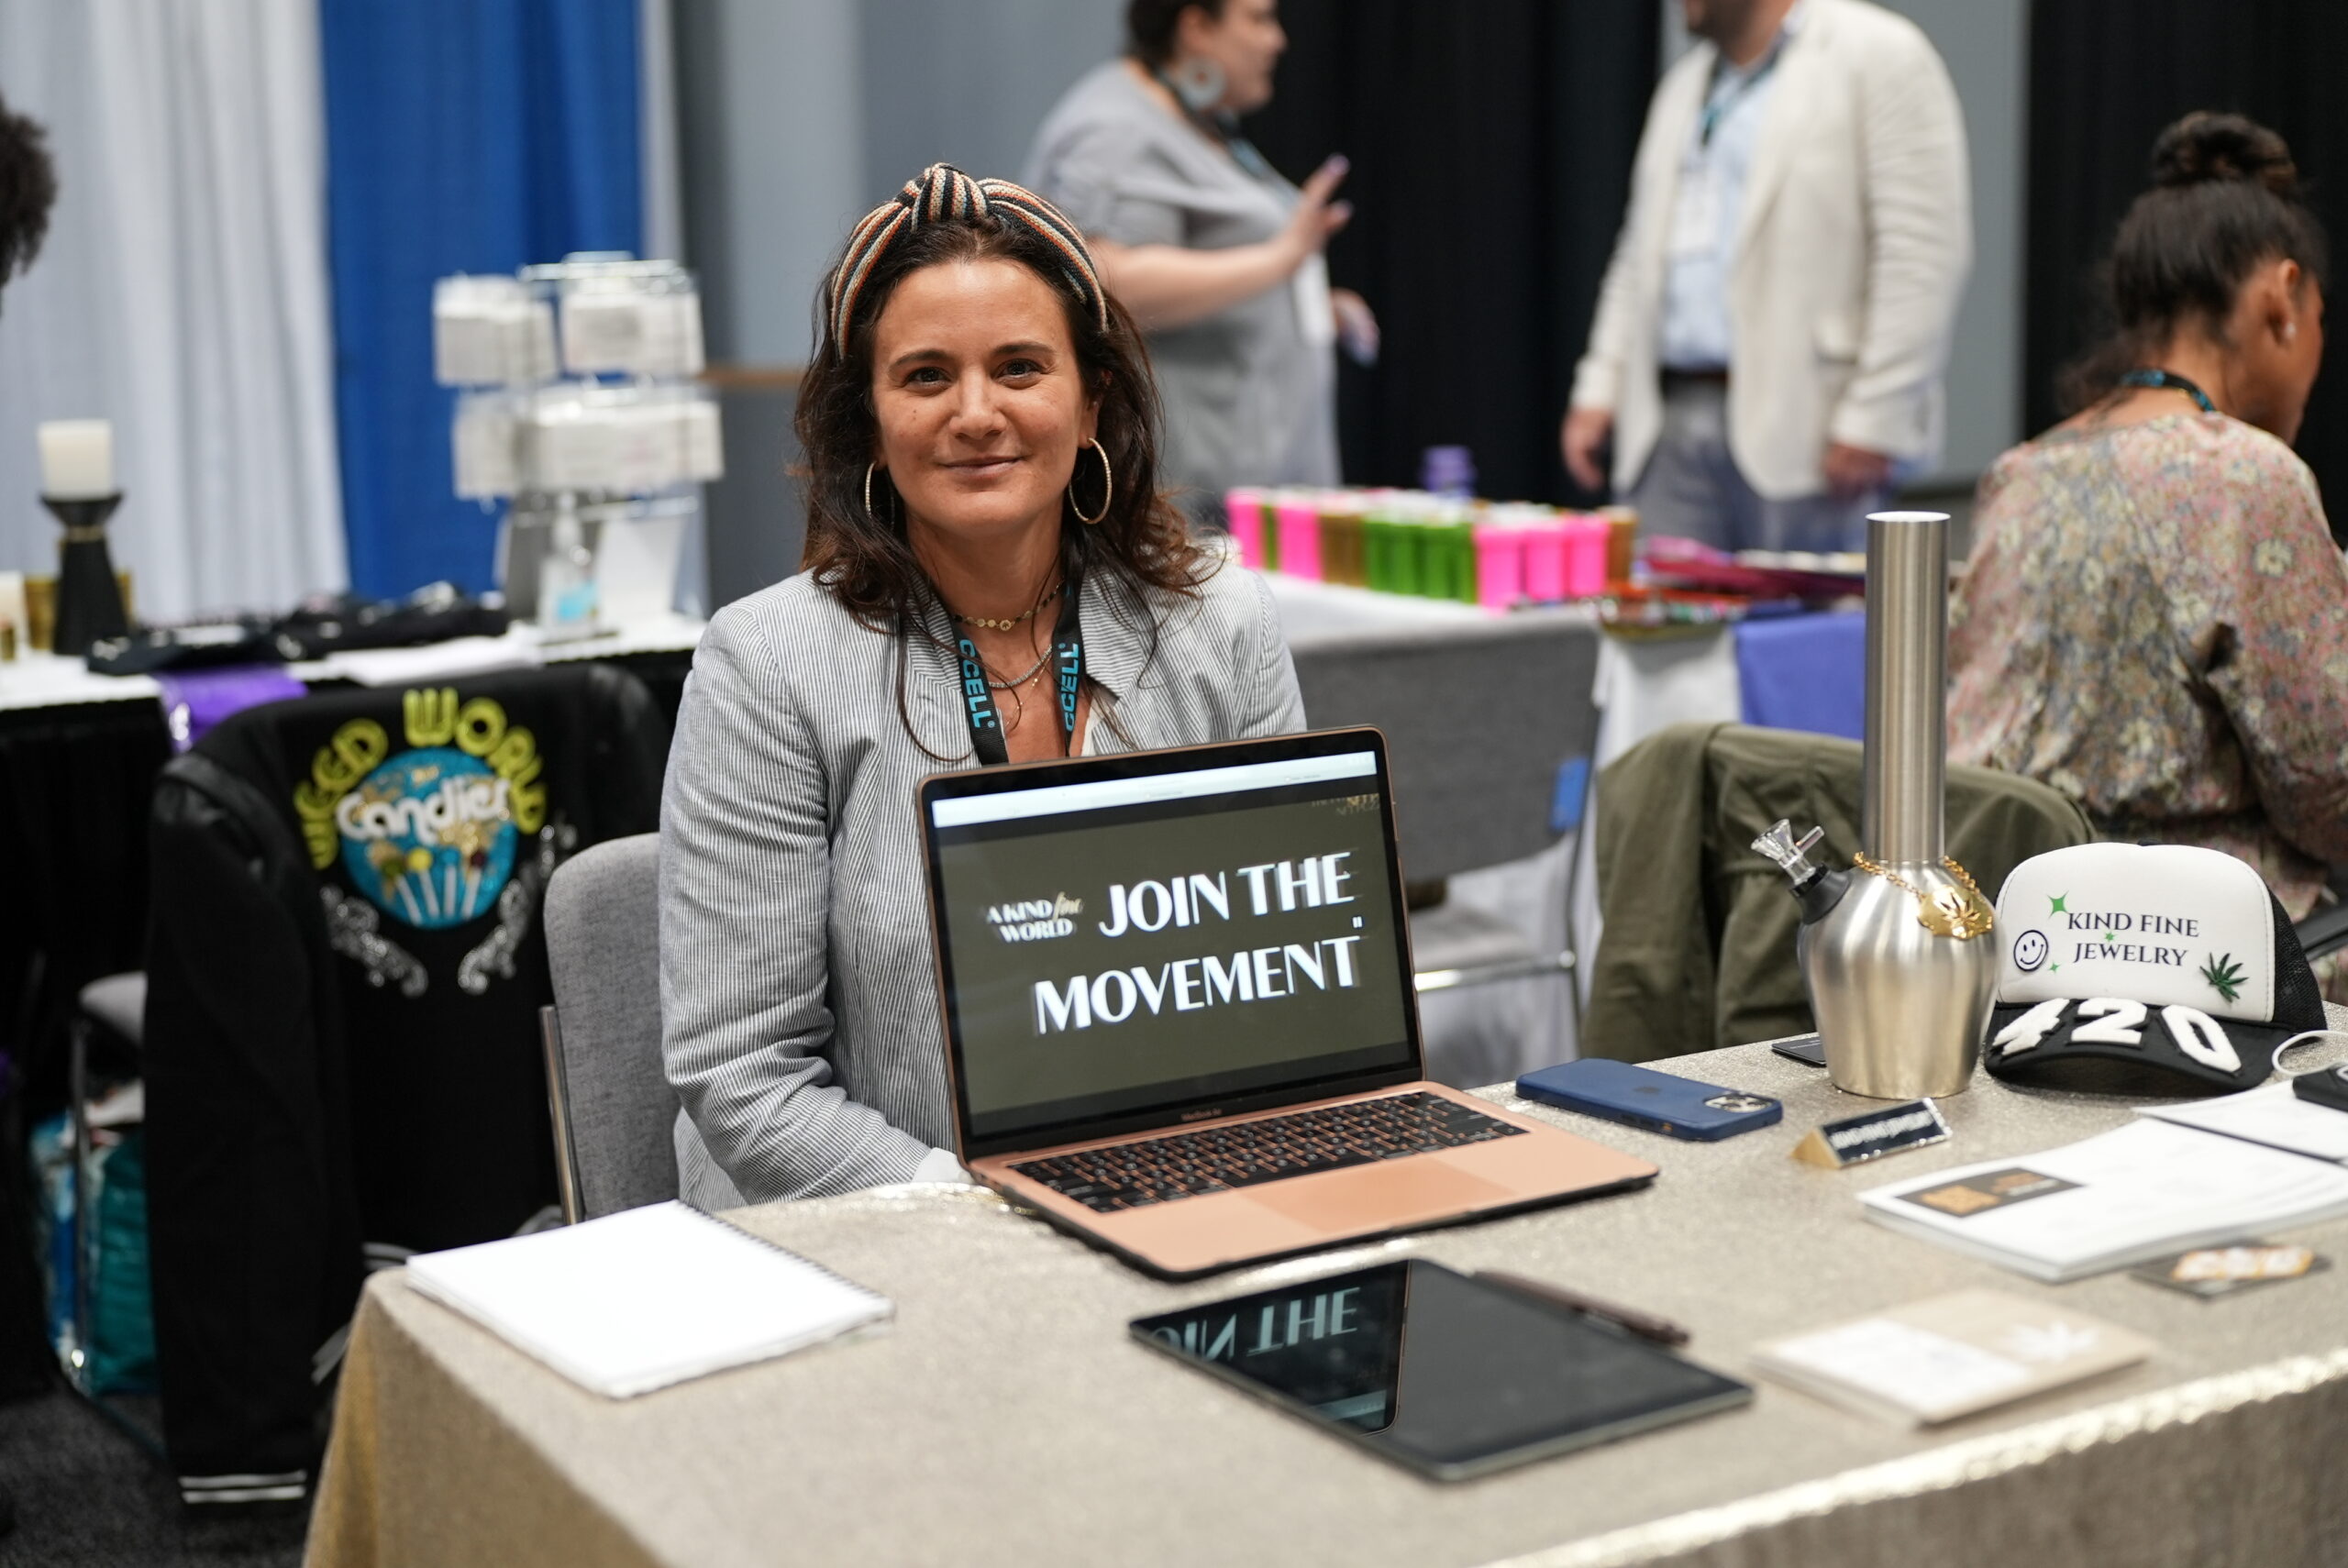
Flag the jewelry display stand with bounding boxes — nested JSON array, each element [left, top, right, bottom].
[[437, 254, 721, 637]]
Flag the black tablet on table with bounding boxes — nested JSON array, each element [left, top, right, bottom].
[[1131, 1258, 1750, 1480]]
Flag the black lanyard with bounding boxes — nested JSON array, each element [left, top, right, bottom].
[[954, 577, 1084, 767], [2121, 368, 2218, 414]]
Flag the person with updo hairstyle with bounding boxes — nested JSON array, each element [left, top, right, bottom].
[[1950, 113, 2348, 977], [659, 166, 1306, 1207]]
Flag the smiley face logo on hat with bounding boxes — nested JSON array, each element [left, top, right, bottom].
[[2012, 929, 2050, 972]]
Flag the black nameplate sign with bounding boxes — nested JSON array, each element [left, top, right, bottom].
[[1791, 1098, 1950, 1169]]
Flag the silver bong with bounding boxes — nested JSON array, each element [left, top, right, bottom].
[[1754, 511, 1994, 1099]]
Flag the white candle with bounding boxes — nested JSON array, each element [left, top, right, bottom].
[[39, 419, 114, 499]]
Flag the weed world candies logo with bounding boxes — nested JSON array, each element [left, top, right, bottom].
[[294, 689, 548, 930], [338, 750, 515, 927]]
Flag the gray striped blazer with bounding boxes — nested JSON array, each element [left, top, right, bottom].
[[659, 559, 1308, 1209]]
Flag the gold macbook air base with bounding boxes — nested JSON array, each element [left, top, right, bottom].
[[918, 727, 1656, 1280]]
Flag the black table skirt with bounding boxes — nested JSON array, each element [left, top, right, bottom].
[[2, 650, 690, 1095], [0, 651, 692, 1395]]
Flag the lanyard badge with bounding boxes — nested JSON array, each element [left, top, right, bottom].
[[956, 576, 1085, 767]]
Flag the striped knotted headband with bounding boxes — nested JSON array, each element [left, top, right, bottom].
[[825, 164, 1109, 354]]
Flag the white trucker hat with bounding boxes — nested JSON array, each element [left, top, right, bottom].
[[1983, 843, 2326, 1096]]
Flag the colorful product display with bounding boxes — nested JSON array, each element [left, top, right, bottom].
[[1225, 488, 1274, 572], [1272, 492, 1324, 580], [1229, 487, 1636, 610]]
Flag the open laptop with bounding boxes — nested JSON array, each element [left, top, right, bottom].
[[917, 727, 1657, 1280]]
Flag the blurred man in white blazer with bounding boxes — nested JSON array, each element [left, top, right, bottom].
[[1561, 0, 1968, 552]]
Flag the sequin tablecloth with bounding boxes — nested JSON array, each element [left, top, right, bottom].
[[305, 1032, 2348, 1568]]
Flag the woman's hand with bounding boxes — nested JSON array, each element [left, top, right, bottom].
[[1279, 155, 1353, 268], [1087, 154, 1357, 334]]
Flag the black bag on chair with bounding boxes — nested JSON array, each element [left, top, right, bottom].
[[143, 663, 665, 1496]]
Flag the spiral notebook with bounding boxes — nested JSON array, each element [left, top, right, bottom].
[[404, 1201, 892, 1397]]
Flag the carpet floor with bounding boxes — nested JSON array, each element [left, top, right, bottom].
[[0, 1390, 306, 1567]]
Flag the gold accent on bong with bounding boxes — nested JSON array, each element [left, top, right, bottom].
[[1852, 853, 1996, 940]]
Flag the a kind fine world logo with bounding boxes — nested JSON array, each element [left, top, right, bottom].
[[989, 892, 1083, 943], [294, 688, 548, 928]]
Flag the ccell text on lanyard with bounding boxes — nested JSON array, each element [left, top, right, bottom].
[[955, 576, 1085, 767]]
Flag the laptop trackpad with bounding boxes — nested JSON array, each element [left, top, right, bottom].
[[1246, 1159, 1508, 1231]]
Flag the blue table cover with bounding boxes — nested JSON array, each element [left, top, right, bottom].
[[1734, 610, 1866, 739]]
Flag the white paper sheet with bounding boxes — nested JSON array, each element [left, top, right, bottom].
[[2140, 1081, 2348, 1163], [404, 1201, 890, 1398], [1293, 253, 1336, 349]]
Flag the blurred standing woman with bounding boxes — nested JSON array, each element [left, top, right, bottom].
[[1024, 0, 1372, 525], [1950, 113, 2348, 972]]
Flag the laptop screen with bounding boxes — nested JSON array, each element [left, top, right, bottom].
[[925, 734, 1420, 1152]]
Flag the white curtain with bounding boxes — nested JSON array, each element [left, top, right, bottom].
[[0, 0, 345, 622]]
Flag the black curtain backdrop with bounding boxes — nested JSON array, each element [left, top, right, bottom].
[[2027, 0, 2348, 532], [1243, 0, 1657, 505]]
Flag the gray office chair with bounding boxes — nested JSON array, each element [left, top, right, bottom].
[[1289, 609, 1600, 998], [540, 833, 679, 1222]]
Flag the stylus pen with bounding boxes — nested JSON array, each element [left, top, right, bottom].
[[1477, 1270, 1691, 1347]]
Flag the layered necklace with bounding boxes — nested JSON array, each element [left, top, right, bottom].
[[948, 574, 1066, 731]]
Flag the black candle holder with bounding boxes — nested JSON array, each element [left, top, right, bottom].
[[43, 492, 130, 658]]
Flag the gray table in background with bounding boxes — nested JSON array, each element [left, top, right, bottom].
[[306, 1029, 2348, 1568]]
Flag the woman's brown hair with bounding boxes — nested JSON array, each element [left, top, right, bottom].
[[2060, 112, 2331, 414], [796, 166, 1203, 758]]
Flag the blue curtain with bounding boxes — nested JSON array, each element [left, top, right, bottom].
[[322, 0, 641, 598]]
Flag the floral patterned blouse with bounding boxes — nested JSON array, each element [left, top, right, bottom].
[[1949, 412, 2348, 938]]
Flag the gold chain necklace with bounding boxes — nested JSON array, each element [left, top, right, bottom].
[[1851, 853, 1996, 940], [952, 582, 1061, 633]]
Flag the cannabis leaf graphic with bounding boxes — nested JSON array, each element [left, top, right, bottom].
[[2201, 952, 2246, 1004]]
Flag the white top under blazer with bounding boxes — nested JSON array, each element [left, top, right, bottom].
[[659, 559, 1307, 1209]]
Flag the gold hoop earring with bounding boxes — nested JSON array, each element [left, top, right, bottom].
[[1069, 438, 1113, 525]]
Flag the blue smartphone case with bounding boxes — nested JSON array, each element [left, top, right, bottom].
[[1514, 1059, 1781, 1142]]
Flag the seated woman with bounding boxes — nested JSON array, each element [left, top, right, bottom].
[[660, 165, 1306, 1207], [1949, 113, 2348, 977]]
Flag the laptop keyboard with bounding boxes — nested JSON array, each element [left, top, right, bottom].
[[1010, 1091, 1526, 1214]]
